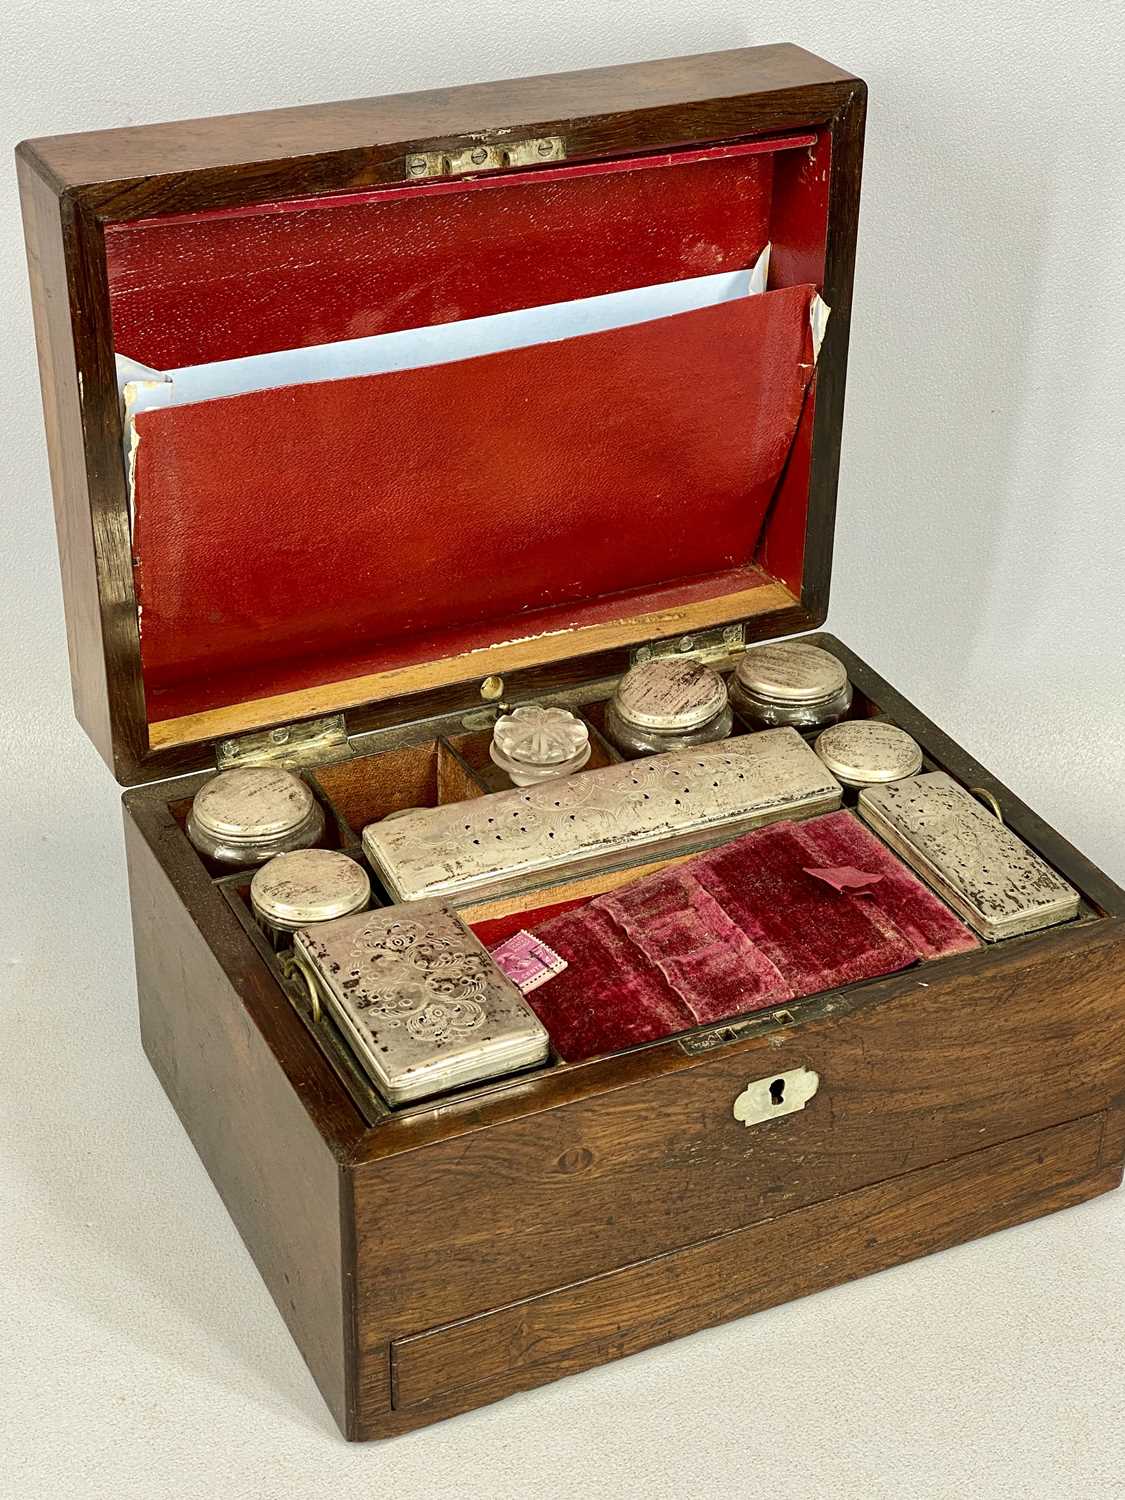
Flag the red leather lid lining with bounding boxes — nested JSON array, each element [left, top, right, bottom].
[[111, 135, 832, 733]]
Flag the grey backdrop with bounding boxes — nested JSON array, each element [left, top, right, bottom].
[[2, 4, 1123, 1497]]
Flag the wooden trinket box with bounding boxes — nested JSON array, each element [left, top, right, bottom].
[[18, 45, 1125, 1441]]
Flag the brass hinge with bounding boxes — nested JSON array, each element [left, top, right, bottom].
[[631, 623, 747, 669], [215, 713, 354, 771], [404, 135, 565, 181]]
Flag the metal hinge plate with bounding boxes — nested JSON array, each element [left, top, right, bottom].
[[215, 713, 354, 771], [679, 1007, 796, 1056], [405, 135, 565, 181], [632, 623, 747, 669]]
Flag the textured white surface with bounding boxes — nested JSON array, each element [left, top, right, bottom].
[[2, 4, 1124, 1495]]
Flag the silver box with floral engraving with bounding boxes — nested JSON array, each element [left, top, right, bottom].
[[291, 904, 550, 1104]]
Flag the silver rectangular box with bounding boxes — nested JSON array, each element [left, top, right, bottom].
[[858, 771, 1080, 941], [362, 727, 842, 905], [292, 904, 550, 1105]]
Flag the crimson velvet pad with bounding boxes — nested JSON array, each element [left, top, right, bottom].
[[514, 811, 978, 1062]]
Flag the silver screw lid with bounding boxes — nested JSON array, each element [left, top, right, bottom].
[[191, 766, 317, 842], [251, 848, 371, 930], [613, 658, 728, 732], [814, 720, 924, 785], [733, 642, 848, 705]]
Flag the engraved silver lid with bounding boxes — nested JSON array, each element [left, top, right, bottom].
[[814, 721, 924, 787], [733, 641, 848, 705], [251, 849, 371, 931], [613, 658, 728, 731], [191, 766, 316, 842], [294, 905, 550, 1104]]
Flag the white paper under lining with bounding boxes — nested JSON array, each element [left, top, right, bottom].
[[116, 243, 773, 419]]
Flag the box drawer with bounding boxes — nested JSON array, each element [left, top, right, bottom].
[[390, 1113, 1114, 1415]]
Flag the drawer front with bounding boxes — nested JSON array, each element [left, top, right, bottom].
[[389, 1114, 1114, 1419], [353, 930, 1125, 1390]]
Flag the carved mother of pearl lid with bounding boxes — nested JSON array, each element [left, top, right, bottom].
[[491, 705, 590, 767], [613, 658, 728, 731], [251, 848, 371, 929], [814, 720, 924, 786], [733, 641, 849, 704], [191, 765, 317, 841]]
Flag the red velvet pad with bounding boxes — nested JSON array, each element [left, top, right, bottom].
[[789, 811, 980, 961], [517, 812, 978, 1062], [132, 285, 818, 718]]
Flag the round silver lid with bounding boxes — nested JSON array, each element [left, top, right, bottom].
[[251, 848, 371, 927], [734, 641, 848, 704], [192, 766, 316, 842], [614, 658, 728, 732], [491, 705, 590, 767], [814, 720, 924, 785]]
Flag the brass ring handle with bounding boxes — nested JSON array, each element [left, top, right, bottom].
[[969, 786, 1004, 824], [280, 952, 322, 1023]]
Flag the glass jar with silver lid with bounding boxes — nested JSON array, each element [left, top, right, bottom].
[[814, 720, 924, 789], [250, 848, 371, 949], [729, 640, 852, 732], [604, 658, 733, 757], [187, 765, 325, 866]]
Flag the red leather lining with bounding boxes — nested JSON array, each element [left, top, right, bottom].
[[107, 150, 780, 370], [112, 134, 834, 730], [133, 286, 818, 718]]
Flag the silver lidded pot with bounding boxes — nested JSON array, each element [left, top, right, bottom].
[[729, 640, 852, 733], [604, 657, 733, 757], [187, 765, 325, 866], [814, 719, 923, 789], [250, 847, 371, 949]]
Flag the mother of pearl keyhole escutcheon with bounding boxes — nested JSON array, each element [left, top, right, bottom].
[[732, 1067, 820, 1127]]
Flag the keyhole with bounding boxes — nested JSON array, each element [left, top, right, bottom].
[[769, 1078, 786, 1106]]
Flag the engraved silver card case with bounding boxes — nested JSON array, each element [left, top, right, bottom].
[[363, 727, 843, 904], [858, 771, 1080, 941], [293, 905, 550, 1105]]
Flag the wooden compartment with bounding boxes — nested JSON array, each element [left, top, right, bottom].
[[310, 739, 485, 834]]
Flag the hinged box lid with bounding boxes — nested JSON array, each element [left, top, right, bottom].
[[17, 44, 865, 785]]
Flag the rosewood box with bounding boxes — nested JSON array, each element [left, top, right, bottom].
[[18, 45, 1125, 1440]]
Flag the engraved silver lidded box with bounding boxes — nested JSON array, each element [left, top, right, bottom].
[[250, 848, 371, 948], [604, 657, 733, 756], [187, 765, 325, 865], [729, 640, 852, 732], [814, 720, 924, 788], [489, 705, 591, 786], [858, 771, 1081, 941], [292, 904, 550, 1104], [363, 727, 842, 905]]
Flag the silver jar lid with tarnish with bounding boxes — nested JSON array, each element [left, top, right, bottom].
[[250, 848, 371, 946], [605, 658, 733, 757], [187, 765, 325, 865], [814, 720, 924, 788], [490, 705, 591, 786], [729, 641, 852, 731]]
